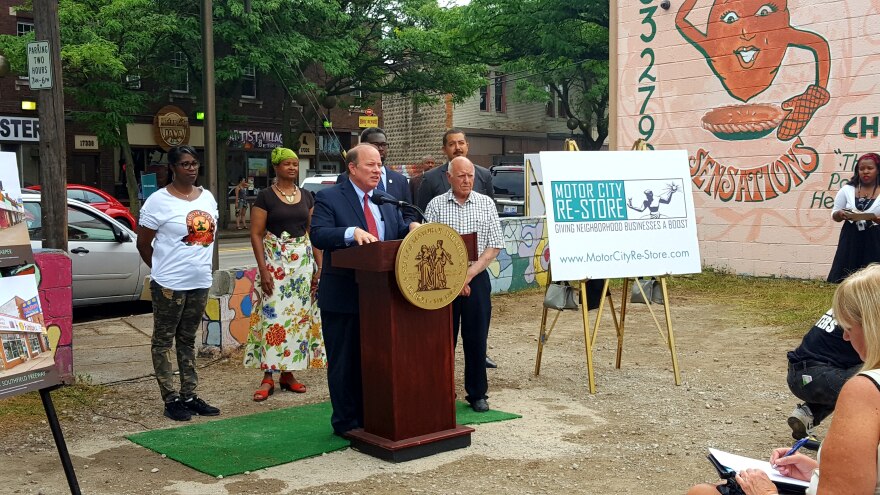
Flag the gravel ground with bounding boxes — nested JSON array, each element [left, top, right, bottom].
[[0, 289, 816, 494]]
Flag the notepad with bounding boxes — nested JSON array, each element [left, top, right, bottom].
[[708, 448, 810, 492]]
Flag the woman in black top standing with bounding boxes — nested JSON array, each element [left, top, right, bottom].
[[243, 147, 326, 401], [828, 153, 880, 283]]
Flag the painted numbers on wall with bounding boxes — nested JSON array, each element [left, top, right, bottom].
[[637, 0, 657, 147]]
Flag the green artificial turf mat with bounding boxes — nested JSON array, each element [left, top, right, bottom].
[[127, 400, 519, 476]]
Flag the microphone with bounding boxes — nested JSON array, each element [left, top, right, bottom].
[[370, 190, 406, 207], [371, 190, 426, 220]]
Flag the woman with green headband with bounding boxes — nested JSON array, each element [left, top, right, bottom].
[[243, 147, 326, 401]]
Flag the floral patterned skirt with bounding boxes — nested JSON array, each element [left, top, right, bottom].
[[243, 231, 326, 371]]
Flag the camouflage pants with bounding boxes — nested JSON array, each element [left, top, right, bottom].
[[150, 281, 209, 403]]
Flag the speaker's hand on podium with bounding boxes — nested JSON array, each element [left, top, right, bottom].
[[459, 284, 471, 297], [408, 222, 421, 232], [353, 227, 379, 245]]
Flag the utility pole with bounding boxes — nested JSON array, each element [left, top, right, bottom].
[[202, 0, 218, 270], [33, 0, 67, 251]]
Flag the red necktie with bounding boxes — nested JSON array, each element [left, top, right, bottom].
[[363, 194, 379, 238]]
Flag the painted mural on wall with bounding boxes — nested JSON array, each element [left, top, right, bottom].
[[202, 218, 550, 351], [618, 0, 880, 277]]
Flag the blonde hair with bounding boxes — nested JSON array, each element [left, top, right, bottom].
[[832, 264, 880, 370]]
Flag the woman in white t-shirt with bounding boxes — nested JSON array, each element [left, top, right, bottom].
[[136, 145, 221, 422]]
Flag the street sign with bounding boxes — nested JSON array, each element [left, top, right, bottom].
[[26, 41, 52, 90], [359, 116, 379, 128]]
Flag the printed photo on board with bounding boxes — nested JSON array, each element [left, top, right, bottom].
[[0, 273, 57, 398], [0, 152, 35, 268]]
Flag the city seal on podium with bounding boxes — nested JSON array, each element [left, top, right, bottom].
[[395, 223, 468, 310]]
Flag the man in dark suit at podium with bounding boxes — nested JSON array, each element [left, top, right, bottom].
[[311, 144, 418, 436], [424, 156, 502, 413], [336, 127, 418, 224]]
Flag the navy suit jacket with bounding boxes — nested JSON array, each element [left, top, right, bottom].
[[415, 161, 494, 211], [336, 167, 417, 223], [311, 179, 410, 314]]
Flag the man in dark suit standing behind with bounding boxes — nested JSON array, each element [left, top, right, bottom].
[[417, 128, 500, 369], [311, 144, 418, 436], [338, 127, 418, 224], [415, 129, 494, 212]]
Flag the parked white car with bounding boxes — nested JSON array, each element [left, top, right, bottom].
[[22, 191, 150, 308], [301, 174, 340, 195]]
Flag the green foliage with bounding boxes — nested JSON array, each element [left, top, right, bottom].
[[454, 0, 610, 149]]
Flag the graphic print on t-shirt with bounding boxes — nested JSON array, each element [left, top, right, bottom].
[[181, 210, 216, 247]]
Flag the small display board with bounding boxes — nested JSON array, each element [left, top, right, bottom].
[[540, 150, 702, 281]]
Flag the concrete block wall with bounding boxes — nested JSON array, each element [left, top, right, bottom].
[[382, 94, 447, 170], [201, 217, 550, 351]]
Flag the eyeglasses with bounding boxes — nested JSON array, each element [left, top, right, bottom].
[[175, 160, 200, 170], [367, 142, 389, 148]]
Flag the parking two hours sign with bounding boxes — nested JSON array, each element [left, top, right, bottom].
[[27, 41, 52, 90]]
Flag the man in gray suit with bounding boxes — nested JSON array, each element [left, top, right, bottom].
[[415, 129, 495, 212], [416, 128, 499, 369]]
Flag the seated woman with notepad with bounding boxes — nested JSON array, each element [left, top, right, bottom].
[[688, 263, 880, 495]]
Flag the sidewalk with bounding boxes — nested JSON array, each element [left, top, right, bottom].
[[73, 313, 156, 385]]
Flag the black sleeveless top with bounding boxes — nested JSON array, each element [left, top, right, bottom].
[[253, 187, 314, 238]]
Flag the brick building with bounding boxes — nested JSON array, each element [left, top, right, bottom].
[[383, 72, 577, 174]]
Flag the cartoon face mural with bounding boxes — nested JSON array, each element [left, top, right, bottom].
[[676, 0, 831, 141]]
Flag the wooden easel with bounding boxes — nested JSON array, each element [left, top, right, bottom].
[[533, 138, 621, 394], [533, 138, 683, 393], [619, 278, 681, 385]]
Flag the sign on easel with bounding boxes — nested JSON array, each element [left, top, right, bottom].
[[540, 150, 702, 280]]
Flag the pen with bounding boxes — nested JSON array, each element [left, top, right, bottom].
[[783, 437, 809, 458]]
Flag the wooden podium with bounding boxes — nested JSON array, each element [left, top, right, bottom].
[[332, 234, 477, 462]]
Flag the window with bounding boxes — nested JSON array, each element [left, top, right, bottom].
[[17, 21, 34, 80], [2, 334, 27, 362], [546, 88, 566, 119], [172, 52, 189, 93], [16, 21, 34, 37], [494, 73, 506, 113], [241, 66, 256, 99], [65, 190, 85, 202], [28, 334, 42, 355], [23, 201, 117, 242], [479, 84, 490, 112], [67, 206, 117, 242], [81, 191, 106, 204], [126, 74, 142, 90]]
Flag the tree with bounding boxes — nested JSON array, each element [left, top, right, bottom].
[[453, 0, 609, 150], [0, 0, 180, 216]]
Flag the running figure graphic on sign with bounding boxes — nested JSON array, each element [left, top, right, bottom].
[[627, 183, 680, 219], [676, 0, 831, 141]]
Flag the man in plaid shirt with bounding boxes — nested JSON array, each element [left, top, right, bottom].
[[424, 156, 503, 413]]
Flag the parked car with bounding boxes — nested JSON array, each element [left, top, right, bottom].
[[490, 165, 525, 217], [22, 192, 150, 308], [29, 184, 137, 230], [301, 174, 340, 195]]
